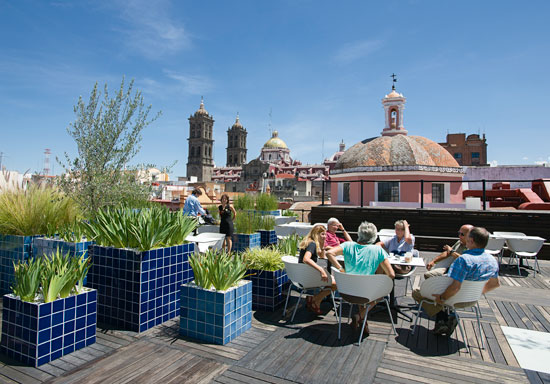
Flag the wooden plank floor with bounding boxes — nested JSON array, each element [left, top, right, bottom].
[[1, 255, 549, 383]]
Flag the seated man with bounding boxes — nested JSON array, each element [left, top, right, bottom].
[[424, 224, 473, 279], [325, 217, 352, 249], [327, 221, 394, 335], [412, 227, 500, 336]]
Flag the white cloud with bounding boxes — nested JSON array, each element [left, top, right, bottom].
[[522, 156, 529, 161], [110, 0, 190, 59], [163, 70, 214, 95], [333, 40, 383, 64], [490, 160, 498, 167]]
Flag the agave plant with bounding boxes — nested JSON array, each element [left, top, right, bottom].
[[242, 247, 284, 271], [276, 234, 302, 256], [189, 250, 247, 291], [41, 250, 78, 303], [82, 205, 197, 251], [11, 257, 43, 302], [0, 185, 80, 236], [255, 193, 278, 211]]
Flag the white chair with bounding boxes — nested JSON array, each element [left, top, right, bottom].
[[506, 237, 545, 277], [395, 250, 420, 298], [282, 255, 335, 322], [185, 233, 226, 253], [331, 268, 397, 345], [411, 276, 486, 353], [486, 236, 506, 263], [377, 229, 395, 244], [493, 231, 526, 267]]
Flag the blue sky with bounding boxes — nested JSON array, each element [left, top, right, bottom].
[[1, 0, 549, 176]]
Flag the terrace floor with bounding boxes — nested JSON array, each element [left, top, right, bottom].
[[1, 252, 550, 384]]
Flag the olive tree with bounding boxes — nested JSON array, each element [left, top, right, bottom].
[[58, 78, 161, 216]]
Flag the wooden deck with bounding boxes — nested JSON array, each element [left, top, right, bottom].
[[1, 253, 549, 384]]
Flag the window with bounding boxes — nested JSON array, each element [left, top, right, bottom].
[[342, 182, 350, 203], [377, 181, 399, 202], [432, 183, 445, 204], [454, 153, 462, 159], [471, 152, 480, 159]]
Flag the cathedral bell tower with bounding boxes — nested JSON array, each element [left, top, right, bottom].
[[381, 74, 407, 137], [187, 97, 214, 181], [226, 114, 247, 167]]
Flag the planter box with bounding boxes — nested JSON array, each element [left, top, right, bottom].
[[246, 209, 281, 217], [231, 233, 260, 252], [257, 230, 277, 247], [0, 289, 97, 367], [33, 238, 94, 285], [87, 243, 195, 333], [274, 216, 298, 225], [179, 280, 252, 345], [0, 235, 38, 295], [247, 269, 290, 311]]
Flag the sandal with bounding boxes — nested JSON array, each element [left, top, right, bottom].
[[351, 314, 370, 336], [306, 296, 322, 315]]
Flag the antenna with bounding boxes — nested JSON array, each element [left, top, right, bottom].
[[44, 149, 51, 176], [0, 152, 4, 170], [321, 139, 325, 162], [268, 108, 272, 136]]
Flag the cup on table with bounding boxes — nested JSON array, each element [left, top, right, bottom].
[[404, 252, 413, 263]]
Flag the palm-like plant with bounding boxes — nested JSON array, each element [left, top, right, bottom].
[[83, 205, 197, 251]]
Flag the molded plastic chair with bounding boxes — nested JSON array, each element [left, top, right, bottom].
[[486, 236, 506, 263], [377, 229, 395, 244], [506, 237, 545, 277], [411, 276, 487, 353], [395, 250, 420, 298], [282, 255, 335, 322], [331, 268, 397, 345]]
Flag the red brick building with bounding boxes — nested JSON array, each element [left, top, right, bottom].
[[439, 133, 488, 166]]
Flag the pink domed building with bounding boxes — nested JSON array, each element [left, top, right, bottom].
[[330, 87, 464, 207]]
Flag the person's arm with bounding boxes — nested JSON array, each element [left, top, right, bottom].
[[379, 258, 395, 279], [433, 279, 462, 304], [403, 220, 413, 244], [303, 247, 328, 282], [338, 223, 352, 242], [376, 241, 387, 251], [326, 246, 344, 272], [197, 201, 206, 216], [482, 277, 500, 294], [426, 248, 452, 270]]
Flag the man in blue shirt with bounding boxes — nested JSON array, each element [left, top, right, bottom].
[[413, 227, 500, 335], [183, 188, 206, 217]]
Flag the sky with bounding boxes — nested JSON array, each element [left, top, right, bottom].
[[1, 0, 549, 177]]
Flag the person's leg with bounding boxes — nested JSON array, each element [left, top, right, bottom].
[[227, 236, 232, 254]]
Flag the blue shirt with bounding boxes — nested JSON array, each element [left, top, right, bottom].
[[182, 194, 206, 217], [341, 242, 388, 275], [447, 248, 499, 283], [383, 234, 415, 255]]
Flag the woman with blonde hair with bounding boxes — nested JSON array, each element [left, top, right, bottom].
[[298, 224, 335, 315]]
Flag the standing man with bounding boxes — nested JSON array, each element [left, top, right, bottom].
[[413, 227, 500, 336], [425, 224, 474, 278], [325, 218, 352, 249], [183, 188, 206, 217]]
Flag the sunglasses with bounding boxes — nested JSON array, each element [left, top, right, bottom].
[[458, 232, 465, 236]]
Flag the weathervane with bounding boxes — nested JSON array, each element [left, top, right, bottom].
[[390, 73, 397, 90]]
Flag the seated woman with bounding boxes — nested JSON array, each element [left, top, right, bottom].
[[377, 219, 414, 274], [327, 222, 394, 335], [298, 224, 336, 315]]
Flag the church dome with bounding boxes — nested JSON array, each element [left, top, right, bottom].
[[232, 115, 243, 128], [263, 131, 288, 149], [384, 89, 404, 99], [334, 134, 460, 171]]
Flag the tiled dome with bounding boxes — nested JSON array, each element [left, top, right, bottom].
[[263, 131, 288, 149]]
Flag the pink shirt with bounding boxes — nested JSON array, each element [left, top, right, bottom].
[[325, 231, 345, 248]]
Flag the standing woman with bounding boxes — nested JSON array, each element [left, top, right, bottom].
[[298, 224, 335, 315], [219, 194, 236, 254]]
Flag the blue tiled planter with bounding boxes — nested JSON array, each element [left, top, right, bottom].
[[33, 238, 94, 285], [257, 230, 277, 247], [246, 209, 281, 217], [247, 269, 289, 311], [179, 280, 252, 345], [87, 243, 194, 333], [0, 289, 97, 367], [0, 235, 39, 295], [232, 233, 260, 252]]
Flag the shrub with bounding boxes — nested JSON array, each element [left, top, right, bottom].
[[242, 247, 284, 271], [233, 194, 255, 210], [281, 209, 298, 217], [257, 215, 276, 231], [0, 185, 80, 236], [255, 193, 278, 211], [188, 249, 247, 291], [83, 205, 197, 251], [234, 211, 257, 234]]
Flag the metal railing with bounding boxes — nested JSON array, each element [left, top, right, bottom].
[[320, 179, 546, 210]]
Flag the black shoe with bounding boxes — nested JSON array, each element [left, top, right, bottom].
[[445, 316, 458, 336]]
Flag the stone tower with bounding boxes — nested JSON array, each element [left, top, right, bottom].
[[381, 86, 408, 137], [187, 97, 214, 181], [226, 114, 247, 167]]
